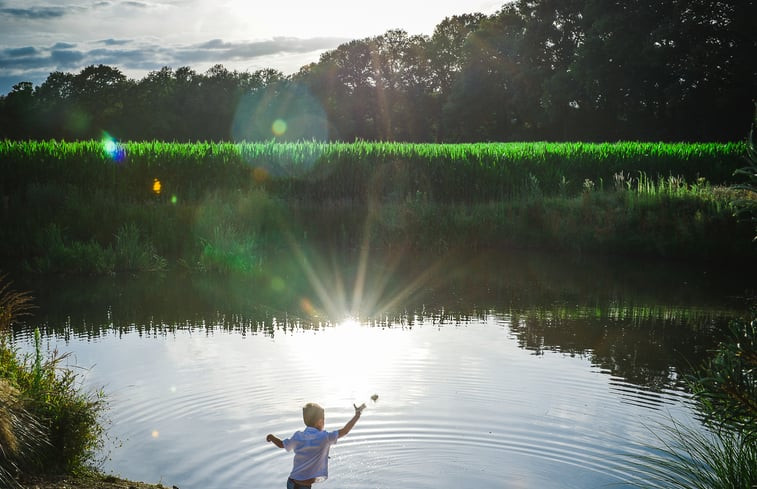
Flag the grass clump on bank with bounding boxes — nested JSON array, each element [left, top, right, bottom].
[[630, 312, 757, 489], [0, 275, 106, 487]]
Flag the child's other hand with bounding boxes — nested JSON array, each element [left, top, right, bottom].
[[354, 403, 366, 414]]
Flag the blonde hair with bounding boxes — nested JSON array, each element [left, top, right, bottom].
[[302, 402, 324, 427]]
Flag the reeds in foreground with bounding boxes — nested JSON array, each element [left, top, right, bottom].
[[0, 278, 107, 484], [0, 273, 35, 333], [0, 378, 49, 488], [630, 418, 756, 489]]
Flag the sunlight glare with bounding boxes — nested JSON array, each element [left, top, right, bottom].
[[285, 318, 419, 407]]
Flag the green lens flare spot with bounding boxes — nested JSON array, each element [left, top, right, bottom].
[[270, 277, 286, 292], [272, 119, 287, 137]]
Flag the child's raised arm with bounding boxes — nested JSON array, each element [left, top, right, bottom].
[[338, 403, 366, 439], [266, 433, 284, 449]]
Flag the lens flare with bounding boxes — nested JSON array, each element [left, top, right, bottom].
[[272, 119, 287, 137], [101, 132, 126, 162], [253, 166, 269, 183], [231, 83, 329, 180], [270, 277, 286, 293], [300, 297, 316, 317], [104, 140, 117, 154]]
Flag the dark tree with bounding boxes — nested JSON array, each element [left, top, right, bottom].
[[1, 0, 754, 142]]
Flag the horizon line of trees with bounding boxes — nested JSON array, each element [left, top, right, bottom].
[[1, 0, 755, 143]]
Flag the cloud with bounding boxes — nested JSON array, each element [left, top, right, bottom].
[[99, 39, 132, 46], [0, 36, 349, 94], [0, 6, 70, 19], [177, 37, 349, 63], [5, 46, 38, 57], [0, 1, 132, 20], [50, 49, 86, 66], [0, 46, 54, 70], [122, 1, 151, 7]]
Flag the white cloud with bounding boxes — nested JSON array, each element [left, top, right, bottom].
[[0, 0, 504, 93]]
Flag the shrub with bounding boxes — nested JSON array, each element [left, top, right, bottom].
[[0, 276, 108, 484], [114, 223, 167, 272]]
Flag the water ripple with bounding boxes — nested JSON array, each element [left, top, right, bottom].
[[16, 320, 705, 489]]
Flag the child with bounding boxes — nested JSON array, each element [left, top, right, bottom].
[[266, 402, 366, 489]]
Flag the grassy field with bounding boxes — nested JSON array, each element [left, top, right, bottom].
[[0, 139, 747, 202], [0, 140, 753, 274]]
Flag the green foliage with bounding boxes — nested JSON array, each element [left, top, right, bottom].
[[630, 418, 756, 489], [113, 223, 167, 273], [628, 309, 756, 489], [27, 224, 115, 275], [0, 140, 747, 205], [2, 1, 753, 142], [732, 108, 757, 240], [192, 190, 282, 274], [1, 140, 753, 273], [24, 222, 166, 275], [198, 225, 260, 274], [0, 278, 107, 484], [690, 314, 757, 434], [0, 330, 107, 476]]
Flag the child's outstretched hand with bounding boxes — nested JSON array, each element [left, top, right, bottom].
[[354, 402, 366, 414], [266, 433, 284, 449]]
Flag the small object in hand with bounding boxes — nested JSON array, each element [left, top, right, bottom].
[[371, 394, 379, 402]]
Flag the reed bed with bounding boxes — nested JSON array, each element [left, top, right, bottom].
[[0, 140, 747, 204], [1, 140, 753, 274]]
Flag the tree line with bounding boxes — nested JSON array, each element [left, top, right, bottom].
[[1, 0, 754, 142]]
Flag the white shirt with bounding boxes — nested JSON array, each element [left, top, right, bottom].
[[283, 426, 339, 482]]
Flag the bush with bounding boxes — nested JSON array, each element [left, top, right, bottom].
[[690, 313, 757, 434], [0, 276, 107, 485]]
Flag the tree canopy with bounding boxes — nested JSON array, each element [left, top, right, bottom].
[[1, 0, 754, 142]]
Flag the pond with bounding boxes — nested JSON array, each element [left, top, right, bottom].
[[11, 248, 752, 489]]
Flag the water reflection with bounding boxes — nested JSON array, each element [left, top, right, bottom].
[[10, 249, 750, 489], [14, 249, 745, 395], [13, 320, 700, 489]]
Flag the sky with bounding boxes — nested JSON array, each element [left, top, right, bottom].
[[0, 0, 503, 95]]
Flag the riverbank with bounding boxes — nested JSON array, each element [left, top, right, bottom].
[[1, 140, 754, 275], [21, 474, 173, 489]]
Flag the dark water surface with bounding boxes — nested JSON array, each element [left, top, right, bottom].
[[12, 249, 752, 489]]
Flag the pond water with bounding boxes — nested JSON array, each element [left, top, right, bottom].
[[11, 249, 752, 489]]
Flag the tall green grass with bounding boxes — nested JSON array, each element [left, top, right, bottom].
[[630, 310, 757, 489], [1, 140, 753, 273], [0, 277, 107, 484], [0, 140, 747, 204], [630, 418, 756, 489]]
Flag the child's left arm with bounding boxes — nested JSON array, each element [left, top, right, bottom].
[[338, 403, 366, 439], [266, 434, 284, 449]]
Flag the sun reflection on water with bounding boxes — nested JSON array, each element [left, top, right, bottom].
[[280, 316, 422, 410]]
